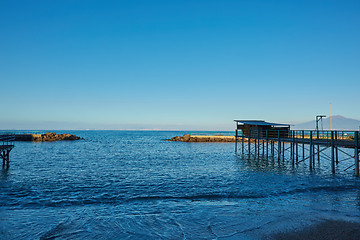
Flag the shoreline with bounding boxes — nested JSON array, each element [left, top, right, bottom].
[[267, 219, 360, 240]]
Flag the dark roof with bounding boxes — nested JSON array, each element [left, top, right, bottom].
[[234, 120, 289, 127]]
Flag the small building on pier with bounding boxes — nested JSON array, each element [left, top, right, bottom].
[[235, 120, 290, 138]]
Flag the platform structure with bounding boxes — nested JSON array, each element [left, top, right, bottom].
[[234, 120, 360, 176], [0, 134, 15, 168]]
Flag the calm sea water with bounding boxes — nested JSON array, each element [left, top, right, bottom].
[[1, 131, 360, 239]]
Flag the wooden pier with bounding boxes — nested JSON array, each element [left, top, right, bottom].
[[234, 120, 360, 176], [0, 134, 15, 168]]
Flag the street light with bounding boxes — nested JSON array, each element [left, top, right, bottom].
[[316, 115, 326, 131]]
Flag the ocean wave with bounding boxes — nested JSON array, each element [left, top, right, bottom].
[[1, 183, 358, 209]]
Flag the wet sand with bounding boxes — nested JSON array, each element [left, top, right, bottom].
[[267, 219, 360, 240]]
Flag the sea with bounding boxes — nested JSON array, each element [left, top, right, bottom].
[[1, 130, 360, 239]]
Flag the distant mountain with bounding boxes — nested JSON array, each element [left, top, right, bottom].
[[293, 115, 360, 130]]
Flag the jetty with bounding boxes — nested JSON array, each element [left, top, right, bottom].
[[14, 132, 83, 142], [235, 120, 360, 176], [0, 132, 82, 168], [0, 134, 15, 168], [167, 134, 236, 142]]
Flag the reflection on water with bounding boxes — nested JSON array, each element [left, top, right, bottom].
[[0, 168, 9, 181], [237, 141, 357, 177], [240, 155, 290, 174]]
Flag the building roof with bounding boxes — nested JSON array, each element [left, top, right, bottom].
[[234, 120, 290, 127]]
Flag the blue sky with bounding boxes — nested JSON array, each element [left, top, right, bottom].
[[0, 0, 359, 130]]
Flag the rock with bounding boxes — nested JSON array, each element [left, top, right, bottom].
[[166, 134, 242, 143], [182, 134, 191, 142], [15, 133, 83, 142]]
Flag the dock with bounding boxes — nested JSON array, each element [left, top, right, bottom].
[[0, 134, 15, 168], [234, 120, 360, 176]]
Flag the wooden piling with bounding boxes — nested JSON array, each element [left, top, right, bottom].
[[278, 130, 281, 160], [295, 134, 299, 163], [254, 130, 257, 156], [331, 131, 335, 174], [317, 131, 320, 162], [290, 135, 293, 164], [302, 131, 305, 161], [242, 133, 244, 154], [235, 129, 238, 153], [257, 129, 260, 158], [1, 151, 6, 167], [266, 130, 269, 158], [313, 145, 316, 167], [291, 132, 295, 165], [355, 131, 359, 177], [335, 132, 339, 164], [248, 129, 251, 156], [309, 131, 313, 170]]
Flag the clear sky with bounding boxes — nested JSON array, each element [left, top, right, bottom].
[[1, 0, 359, 130]]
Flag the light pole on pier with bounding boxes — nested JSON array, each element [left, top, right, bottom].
[[316, 115, 326, 131]]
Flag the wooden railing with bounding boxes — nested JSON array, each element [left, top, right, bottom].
[[0, 134, 15, 146]]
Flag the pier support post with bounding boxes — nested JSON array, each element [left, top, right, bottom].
[[6, 150, 9, 168], [254, 130, 257, 156], [317, 131, 320, 162], [257, 129, 260, 158], [273, 141, 275, 157], [313, 145, 316, 167], [1, 150, 10, 168], [355, 131, 359, 177], [248, 129, 251, 157], [302, 131, 305, 161], [331, 131, 335, 174], [242, 133, 244, 155], [291, 131, 295, 165], [295, 132, 299, 163], [278, 130, 281, 160], [235, 129, 238, 153], [309, 131, 313, 170], [266, 130, 268, 159], [1, 151, 4, 167], [335, 132, 339, 164]]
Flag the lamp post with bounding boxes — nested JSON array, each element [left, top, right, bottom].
[[316, 115, 326, 131]]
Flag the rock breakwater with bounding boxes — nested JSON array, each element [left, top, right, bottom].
[[167, 134, 238, 142], [15, 132, 83, 142]]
